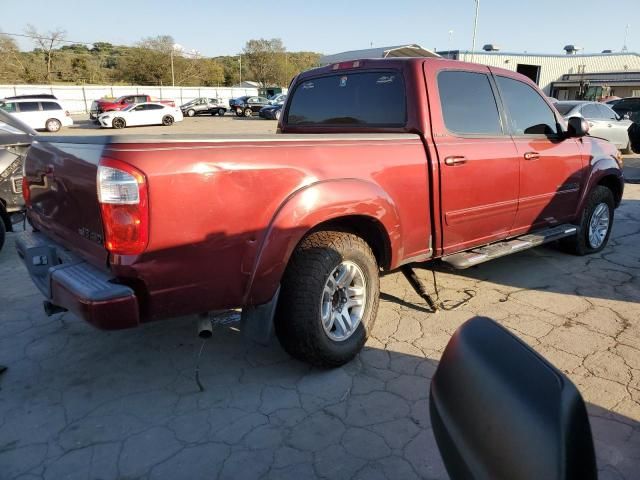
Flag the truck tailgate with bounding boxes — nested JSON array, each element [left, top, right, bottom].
[[24, 139, 108, 267]]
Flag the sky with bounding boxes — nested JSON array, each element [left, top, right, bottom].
[[1, 0, 638, 57]]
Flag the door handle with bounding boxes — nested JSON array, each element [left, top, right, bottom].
[[523, 151, 540, 161], [444, 156, 467, 166]]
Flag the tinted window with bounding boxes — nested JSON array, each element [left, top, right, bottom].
[[41, 102, 62, 111], [581, 104, 600, 119], [438, 71, 502, 135], [496, 76, 558, 135], [18, 102, 40, 112], [287, 71, 406, 127], [146, 104, 164, 110]]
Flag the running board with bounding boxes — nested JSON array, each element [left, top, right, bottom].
[[441, 224, 578, 269]]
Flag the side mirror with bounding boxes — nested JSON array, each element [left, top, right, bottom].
[[430, 317, 596, 480], [567, 116, 589, 137]]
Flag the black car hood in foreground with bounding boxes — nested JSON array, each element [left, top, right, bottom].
[[0, 109, 36, 146]]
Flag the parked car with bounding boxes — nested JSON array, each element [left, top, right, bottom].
[[90, 95, 176, 120], [181, 98, 227, 117], [98, 103, 183, 128], [232, 96, 270, 117], [18, 58, 623, 367], [555, 100, 633, 152], [259, 104, 283, 120], [269, 94, 287, 105], [611, 96, 640, 123], [0, 109, 34, 251], [0, 98, 73, 132]]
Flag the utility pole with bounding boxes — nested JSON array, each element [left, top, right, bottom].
[[471, 0, 480, 63], [239, 54, 242, 84], [170, 50, 175, 87]]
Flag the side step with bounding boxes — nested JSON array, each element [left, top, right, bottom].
[[442, 224, 578, 269]]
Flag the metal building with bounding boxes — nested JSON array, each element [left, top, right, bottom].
[[439, 50, 640, 95]]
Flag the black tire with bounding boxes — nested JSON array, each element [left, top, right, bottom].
[[45, 118, 61, 132], [112, 117, 126, 129], [244, 108, 253, 117], [162, 115, 174, 126], [187, 109, 196, 117], [235, 108, 243, 117], [561, 186, 614, 255], [0, 218, 5, 252], [218, 108, 226, 116], [275, 230, 380, 367]]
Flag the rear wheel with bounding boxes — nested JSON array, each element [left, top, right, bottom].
[[187, 109, 196, 117], [275, 231, 380, 367], [235, 108, 243, 116], [218, 108, 226, 116], [561, 186, 614, 255], [244, 108, 253, 117], [45, 118, 61, 132], [162, 115, 174, 126], [112, 117, 126, 129]]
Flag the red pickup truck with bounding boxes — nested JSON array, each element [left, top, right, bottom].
[[89, 95, 176, 119], [18, 58, 623, 367]]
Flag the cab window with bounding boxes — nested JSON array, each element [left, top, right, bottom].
[[496, 76, 558, 135]]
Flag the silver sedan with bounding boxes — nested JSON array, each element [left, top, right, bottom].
[[555, 101, 633, 152]]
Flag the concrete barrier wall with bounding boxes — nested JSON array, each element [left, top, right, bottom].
[[0, 85, 260, 113]]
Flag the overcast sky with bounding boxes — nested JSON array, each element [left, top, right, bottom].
[[1, 0, 638, 56]]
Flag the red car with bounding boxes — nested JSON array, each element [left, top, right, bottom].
[[18, 58, 623, 366], [89, 94, 175, 120]]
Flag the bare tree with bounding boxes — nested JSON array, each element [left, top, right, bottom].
[[25, 25, 66, 82]]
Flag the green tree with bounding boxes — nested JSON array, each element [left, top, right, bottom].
[[243, 38, 287, 87]]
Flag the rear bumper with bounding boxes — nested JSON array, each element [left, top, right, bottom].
[[15, 231, 140, 330]]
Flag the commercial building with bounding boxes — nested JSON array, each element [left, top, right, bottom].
[[320, 44, 640, 98]]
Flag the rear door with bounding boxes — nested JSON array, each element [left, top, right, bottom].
[[425, 63, 520, 254], [492, 73, 584, 233]]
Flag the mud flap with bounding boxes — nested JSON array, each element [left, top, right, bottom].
[[241, 287, 280, 345]]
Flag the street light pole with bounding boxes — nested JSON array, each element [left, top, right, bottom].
[[471, 0, 480, 63]]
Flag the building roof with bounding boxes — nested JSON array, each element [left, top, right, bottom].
[[443, 50, 640, 59], [320, 45, 440, 65]]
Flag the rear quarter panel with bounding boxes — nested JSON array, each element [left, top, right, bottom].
[[105, 136, 430, 320]]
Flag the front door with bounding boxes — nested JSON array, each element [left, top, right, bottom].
[[425, 63, 521, 254], [491, 73, 584, 233]]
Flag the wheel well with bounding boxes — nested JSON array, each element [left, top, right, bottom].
[[309, 215, 392, 270], [598, 175, 623, 207]]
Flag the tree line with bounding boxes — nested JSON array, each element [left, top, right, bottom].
[[0, 27, 322, 87]]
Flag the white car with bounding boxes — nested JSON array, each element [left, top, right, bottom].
[[0, 98, 73, 132], [98, 103, 184, 129]]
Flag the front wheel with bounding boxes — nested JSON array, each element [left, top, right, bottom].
[[218, 108, 226, 116], [112, 117, 126, 129], [562, 186, 614, 255], [235, 108, 243, 116], [275, 231, 380, 367], [243, 108, 253, 117], [162, 115, 174, 126], [186, 109, 196, 117]]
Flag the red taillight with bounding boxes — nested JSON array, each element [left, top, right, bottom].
[[97, 158, 149, 255], [22, 176, 30, 205]]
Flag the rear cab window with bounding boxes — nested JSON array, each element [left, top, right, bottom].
[[437, 70, 503, 135], [286, 70, 406, 127]]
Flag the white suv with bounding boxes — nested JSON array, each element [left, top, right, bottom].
[[0, 98, 73, 132]]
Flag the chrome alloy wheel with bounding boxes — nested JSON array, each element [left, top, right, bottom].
[[321, 261, 366, 342], [588, 202, 610, 249]]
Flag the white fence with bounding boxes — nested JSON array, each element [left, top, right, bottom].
[[0, 85, 260, 114]]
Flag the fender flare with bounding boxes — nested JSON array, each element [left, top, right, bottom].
[[243, 179, 402, 305], [576, 156, 624, 214]]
